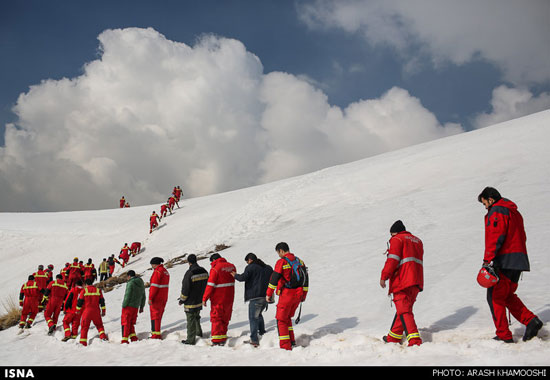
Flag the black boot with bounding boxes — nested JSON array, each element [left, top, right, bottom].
[[523, 317, 543, 342]]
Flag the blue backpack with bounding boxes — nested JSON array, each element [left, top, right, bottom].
[[283, 256, 308, 289]]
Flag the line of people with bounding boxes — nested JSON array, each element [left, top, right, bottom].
[[19, 186, 543, 350]]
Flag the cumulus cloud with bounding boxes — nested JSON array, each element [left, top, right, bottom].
[[0, 27, 462, 212], [298, 0, 550, 85], [474, 86, 550, 128]]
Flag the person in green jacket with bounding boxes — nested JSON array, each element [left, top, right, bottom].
[[121, 270, 146, 344]]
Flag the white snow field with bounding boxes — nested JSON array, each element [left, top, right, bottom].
[[0, 110, 549, 367]]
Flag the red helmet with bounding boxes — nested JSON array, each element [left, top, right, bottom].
[[477, 265, 499, 288]]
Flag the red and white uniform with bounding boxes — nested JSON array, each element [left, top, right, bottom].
[[62, 285, 82, 339], [43, 278, 68, 330], [483, 198, 536, 341], [381, 231, 424, 346], [19, 279, 41, 328], [76, 284, 107, 346], [266, 253, 308, 350], [149, 264, 170, 339], [203, 257, 236, 345]]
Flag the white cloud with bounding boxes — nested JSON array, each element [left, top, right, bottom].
[[298, 0, 550, 85], [474, 85, 550, 128], [0, 27, 462, 211]]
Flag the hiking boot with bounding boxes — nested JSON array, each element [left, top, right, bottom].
[[407, 337, 422, 347], [493, 336, 514, 343], [523, 317, 543, 342], [244, 340, 259, 348], [383, 335, 402, 344]]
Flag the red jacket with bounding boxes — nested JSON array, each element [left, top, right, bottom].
[[483, 198, 530, 271], [266, 253, 309, 300], [150, 213, 160, 224], [76, 285, 106, 314], [64, 285, 83, 313], [33, 270, 49, 291], [68, 262, 83, 279], [19, 280, 41, 305], [203, 258, 235, 306], [149, 264, 170, 304], [120, 245, 130, 261], [44, 279, 68, 302], [381, 231, 424, 294]]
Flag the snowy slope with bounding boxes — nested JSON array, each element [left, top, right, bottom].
[[0, 110, 549, 366]]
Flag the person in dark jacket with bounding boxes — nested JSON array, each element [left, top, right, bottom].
[[478, 187, 543, 343], [179, 254, 209, 345], [232, 252, 273, 347], [121, 270, 146, 343]]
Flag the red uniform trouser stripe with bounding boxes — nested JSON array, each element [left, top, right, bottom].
[[122, 306, 138, 342], [487, 273, 535, 341], [62, 312, 80, 337], [389, 286, 421, 344], [210, 303, 232, 343], [275, 289, 302, 350], [80, 311, 106, 345], [44, 300, 64, 327]]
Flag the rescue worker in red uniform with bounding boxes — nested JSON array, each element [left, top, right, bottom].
[[160, 203, 169, 217], [62, 280, 83, 341], [266, 242, 308, 350], [149, 211, 160, 233], [120, 196, 125, 208], [119, 243, 131, 267], [130, 242, 141, 256], [203, 254, 236, 346], [173, 186, 182, 202], [148, 257, 170, 339], [45, 264, 54, 285], [67, 258, 84, 289], [19, 275, 41, 329], [76, 278, 108, 346], [478, 187, 543, 342], [43, 274, 69, 334], [168, 196, 178, 211], [33, 265, 49, 312], [83, 259, 96, 283], [60, 263, 70, 282], [380, 220, 424, 347]]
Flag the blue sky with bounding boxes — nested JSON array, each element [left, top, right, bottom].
[[1, 0, 549, 211]]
